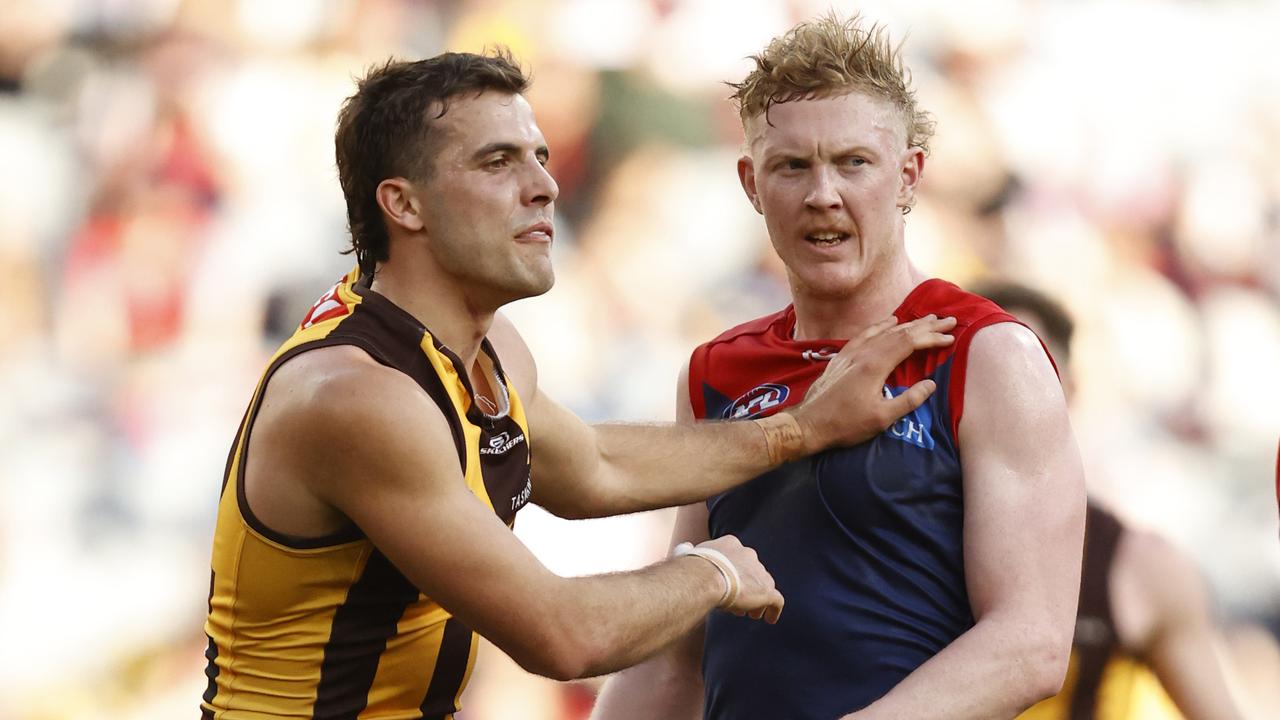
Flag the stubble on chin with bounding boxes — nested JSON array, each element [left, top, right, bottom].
[[494, 258, 556, 305]]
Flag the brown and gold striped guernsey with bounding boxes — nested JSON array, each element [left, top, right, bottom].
[[1019, 503, 1178, 720], [201, 268, 533, 719]]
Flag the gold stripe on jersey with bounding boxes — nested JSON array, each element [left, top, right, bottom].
[[1019, 651, 1181, 720], [202, 268, 532, 719]]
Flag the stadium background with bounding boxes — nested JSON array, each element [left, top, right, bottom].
[[1, 0, 1278, 717]]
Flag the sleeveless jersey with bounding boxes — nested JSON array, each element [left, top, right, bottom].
[[1019, 503, 1179, 720], [690, 278, 1022, 719], [200, 268, 533, 719]]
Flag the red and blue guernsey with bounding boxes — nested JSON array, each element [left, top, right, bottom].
[[690, 278, 1024, 719]]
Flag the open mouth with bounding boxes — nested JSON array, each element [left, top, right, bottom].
[[805, 231, 849, 247]]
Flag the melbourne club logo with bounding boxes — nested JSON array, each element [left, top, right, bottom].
[[724, 383, 790, 420]]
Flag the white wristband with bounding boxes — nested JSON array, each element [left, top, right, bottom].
[[673, 542, 741, 608]]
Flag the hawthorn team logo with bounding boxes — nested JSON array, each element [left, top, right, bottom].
[[299, 279, 351, 329]]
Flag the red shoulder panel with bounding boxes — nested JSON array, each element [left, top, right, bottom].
[[902, 279, 1058, 444]]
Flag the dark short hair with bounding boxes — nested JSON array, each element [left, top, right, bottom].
[[972, 280, 1075, 361], [334, 50, 529, 275]]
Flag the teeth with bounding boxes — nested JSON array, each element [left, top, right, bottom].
[[809, 232, 843, 241]]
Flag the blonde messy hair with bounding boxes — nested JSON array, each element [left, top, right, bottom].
[[730, 13, 934, 155]]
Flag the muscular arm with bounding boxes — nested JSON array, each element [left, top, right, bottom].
[[590, 365, 712, 720], [492, 313, 955, 519], [1116, 531, 1245, 720], [285, 348, 755, 681], [844, 323, 1086, 719]]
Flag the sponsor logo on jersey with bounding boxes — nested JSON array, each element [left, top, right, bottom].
[[511, 473, 533, 512], [801, 347, 838, 362], [882, 384, 936, 450], [481, 430, 526, 456], [724, 383, 790, 420], [299, 280, 351, 329]]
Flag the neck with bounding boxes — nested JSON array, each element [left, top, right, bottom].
[[791, 256, 926, 341], [368, 255, 493, 371]]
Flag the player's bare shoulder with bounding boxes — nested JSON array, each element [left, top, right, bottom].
[[958, 320, 1073, 459], [274, 345, 458, 454], [260, 345, 410, 438], [246, 345, 456, 532], [967, 321, 1056, 378], [965, 321, 1065, 411]]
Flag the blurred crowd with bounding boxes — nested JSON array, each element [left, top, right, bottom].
[[0, 0, 1277, 718]]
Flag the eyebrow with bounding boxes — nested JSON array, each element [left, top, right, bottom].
[[471, 142, 550, 163], [764, 145, 879, 165]]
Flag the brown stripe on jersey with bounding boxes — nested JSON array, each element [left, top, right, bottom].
[[444, 337, 531, 524], [420, 617, 476, 719], [200, 636, 219, 707], [201, 570, 220, 708], [476, 341, 531, 523], [313, 549, 420, 720], [339, 286, 468, 473], [1069, 502, 1124, 719], [221, 405, 251, 496], [478, 418, 531, 525]]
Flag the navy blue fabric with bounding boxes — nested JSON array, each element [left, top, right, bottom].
[[701, 356, 974, 720]]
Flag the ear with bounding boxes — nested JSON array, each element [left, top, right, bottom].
[[375, 178, 425, 233], [897, 147, 925, 211], [737, 155, 763, 215]]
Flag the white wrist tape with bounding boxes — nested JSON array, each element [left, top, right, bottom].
[[673, 542, 741, 608]]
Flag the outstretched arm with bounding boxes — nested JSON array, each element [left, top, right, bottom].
[[843, 322, 1086, 719], [286, 348, 780, 681], [590, 363, 713, 719], [591, 503, 712, 719], [1117, 530, 1244, 720], [505, 314, 956, 519]]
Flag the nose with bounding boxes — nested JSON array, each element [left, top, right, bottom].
[[804, 166, 842, 210], [523, 157, 559, 208]]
